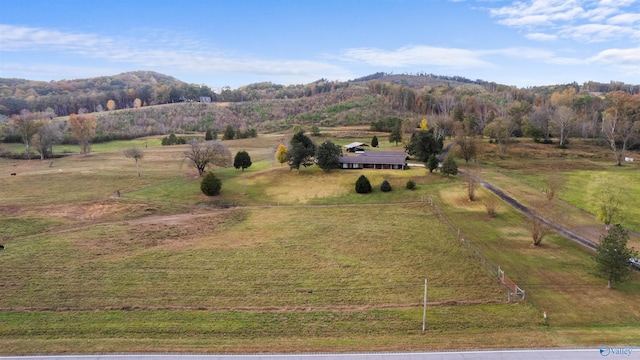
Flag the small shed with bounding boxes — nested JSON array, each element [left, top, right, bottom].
[[344, 142, 369, 153], [339, 151, 407, 170]]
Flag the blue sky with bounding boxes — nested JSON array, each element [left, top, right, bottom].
[[1, 0, 639, 90]]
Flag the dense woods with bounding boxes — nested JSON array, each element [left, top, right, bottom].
[[1, 71, 639, 161]]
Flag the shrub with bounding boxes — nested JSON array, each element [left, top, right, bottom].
[[355, 175, 372, 194], [200, 171, 222, 196], [406, 179, 416, 190], [380, 179, 392, 192]]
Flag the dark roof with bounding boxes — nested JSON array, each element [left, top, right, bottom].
[[339, 151, 406, 165]]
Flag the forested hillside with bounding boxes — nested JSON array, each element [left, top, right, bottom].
[[1, 71, 639, 162]]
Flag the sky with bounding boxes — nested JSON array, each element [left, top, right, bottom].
[[1, 0, 639, 90]]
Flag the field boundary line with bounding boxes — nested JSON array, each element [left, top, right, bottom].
[[425, 196, 525, 302]]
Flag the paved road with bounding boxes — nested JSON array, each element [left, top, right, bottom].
[[460, 171, 596, 250], [1, 349, 638, 360]]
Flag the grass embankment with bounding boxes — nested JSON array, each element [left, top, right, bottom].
[[0, 134, 638, 353]]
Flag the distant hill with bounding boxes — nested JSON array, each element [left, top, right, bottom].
[[0, 71, 195, 116], [350, 72, 486, 88]]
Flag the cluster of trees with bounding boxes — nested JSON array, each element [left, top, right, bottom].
[[273, 131, 344, 174], [3, 72, 639, 166], [161, 133, 189, 145], [367, 81, 639, 166], [0, 71, 205, 116], [0, 72, 354, 117], [1, 110, 97, 158]]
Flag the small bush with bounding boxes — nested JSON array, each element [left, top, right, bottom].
[[406, 180, 416, 190], [380, 179, 392, 192], [355, 175, 372, 194], [200, 171, 222, 196]]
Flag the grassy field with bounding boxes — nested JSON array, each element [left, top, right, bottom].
[[0, 133, 639, 354]]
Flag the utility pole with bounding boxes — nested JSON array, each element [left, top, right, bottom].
[[422, 278, 427, 334]]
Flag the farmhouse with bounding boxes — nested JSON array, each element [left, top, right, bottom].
[[339, 151, 407, 170]]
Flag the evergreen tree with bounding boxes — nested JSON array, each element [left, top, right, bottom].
[[380, 179, 392, 192], [389, 122, 402, 145], [223, 124, 235, 140], [427, 154, 439, 173], [200, 171, 222, 196], [594, 224, 638, 289], [355, 175, 372, 194], [441, 156, 458, 176], [233, 150, 252, 171], [371, 135, 379, 148]]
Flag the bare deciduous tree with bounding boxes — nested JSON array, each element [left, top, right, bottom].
[[544, 172, 565, 202], [551, 106, 576, 148], [530, 203, 553, 246], [483, 117, 517, 158], [602, 91, 640, 166], [183, 139, 231, 176], [456, 132, 478, 164], [484, 197, 498, 218], [589, 174, 625, 231], [123, 147, 144, 177]]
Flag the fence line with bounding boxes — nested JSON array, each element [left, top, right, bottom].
[[426, 196, 525, 301]]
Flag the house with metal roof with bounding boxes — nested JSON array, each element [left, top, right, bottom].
[[339, 151, 407, 170], [343, 142, 369, 153]]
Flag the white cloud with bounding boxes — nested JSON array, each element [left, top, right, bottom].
[[487, 0, 640, 43], [489, 0, 585, 27], [526, 32, 558, 41], [561, 23, 640, 42], [585, 46, 640, 78], [0, 24, 111, 51], [608, 13, 640, 24], [339, 45, 491, 68], [588, 46, 640, 64], [0, 24, 353, 83]]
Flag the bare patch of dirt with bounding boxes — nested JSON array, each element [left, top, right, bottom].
[[73, 208, 245, 256]]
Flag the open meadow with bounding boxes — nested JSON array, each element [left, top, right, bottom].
[[0, 131, 639, 354]]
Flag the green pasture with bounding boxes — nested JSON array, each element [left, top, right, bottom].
[[0, 204, 506, 309], [474, 137, 640, 237], [0, 304, 549, 354], [1, 134, 640, 354]]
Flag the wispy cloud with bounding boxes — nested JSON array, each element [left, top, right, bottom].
[[489, 0, 586, 27], [526, 32, 558, 41], [560, 23, 640, 42], [0, 24, 353, 83], [607, 13, 640, 24], [339, 45, 491, 68], [487, 0, 640, 42], [588, 46, 640, 64]]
